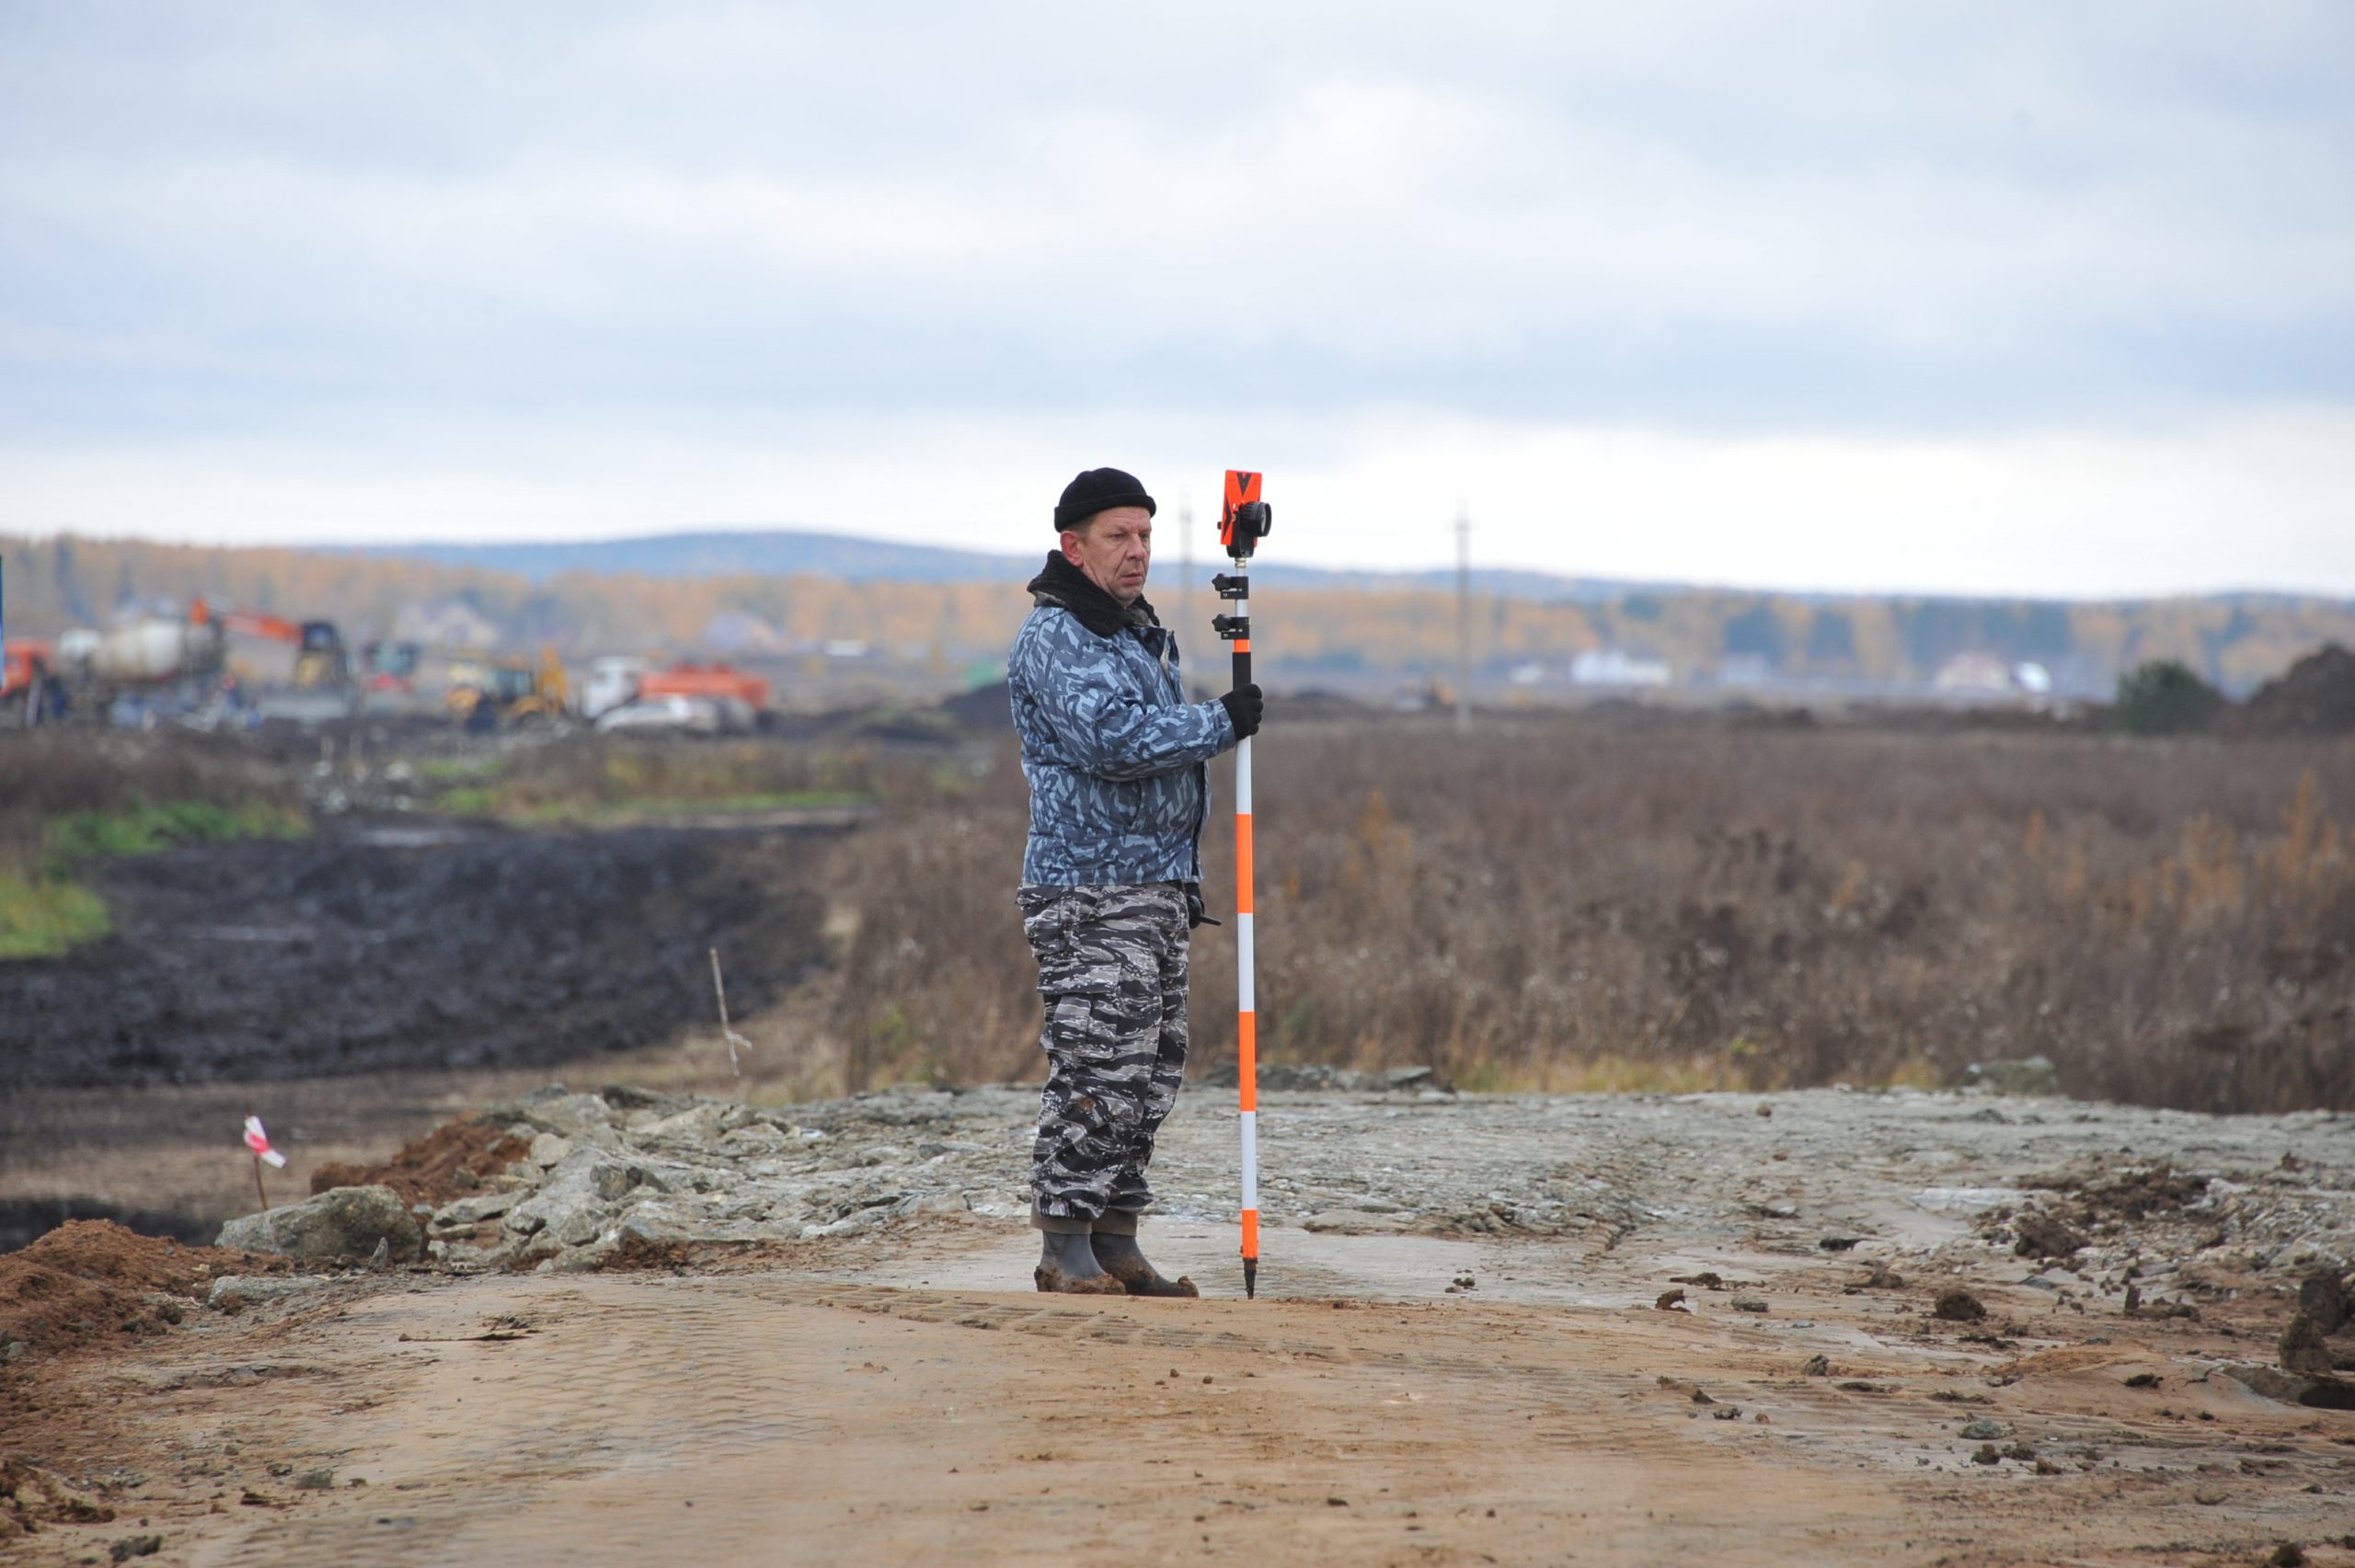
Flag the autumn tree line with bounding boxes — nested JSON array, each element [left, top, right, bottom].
[[5, 532, 2351, 693]]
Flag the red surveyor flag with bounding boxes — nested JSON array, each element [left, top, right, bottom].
[[243, 1116, 289, 1169]]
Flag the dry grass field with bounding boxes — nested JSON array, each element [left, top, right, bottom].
[[829, 712, 2355, 1113], [6, 711, 2350, 1113]]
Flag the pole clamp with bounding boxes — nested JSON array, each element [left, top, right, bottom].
[[1212, 613, 1250, 641], [1212, 572, 1250, 601]]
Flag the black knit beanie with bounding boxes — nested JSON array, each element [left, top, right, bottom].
[[1054, 467, 1156, 532]]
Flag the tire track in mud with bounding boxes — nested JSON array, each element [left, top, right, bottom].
[[172, 1274, 1914, 1568]]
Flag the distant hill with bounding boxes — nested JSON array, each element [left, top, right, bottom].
[[343, 531, 1033, 585], [347, 529, 1657, 602]]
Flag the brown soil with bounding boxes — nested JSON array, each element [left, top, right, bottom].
[[0, 1220, 288, 1360], [1, 1455, 117, 1546], [592, 1232, 703, 1272], [308, 1116, 531, 1208]]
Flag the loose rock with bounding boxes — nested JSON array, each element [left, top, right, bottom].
[[215, 1185, 421, 1265], [1933, 1288, 1988, 1323]]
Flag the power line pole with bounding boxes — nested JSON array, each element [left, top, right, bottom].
[[1179, 493, 1194, 692], [1454, 501, 1472, 734]]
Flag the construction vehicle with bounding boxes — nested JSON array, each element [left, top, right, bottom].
[[185, 601, 357, 723], [4, 638, 66, 724], [3, 638, 46, 699], [360, 640, 421, 693], [58, 616, 221, 685], [190, 601, 351, 690], [35, 601, 354, 727], [445, 647, 571, 731], [588, 658, 768, 735], [583, 655, 649, 720], [637, 660, 770, 713]]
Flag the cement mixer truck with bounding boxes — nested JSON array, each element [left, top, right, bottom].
[[55, 616, 224, 685], [50, 600, 355, 724]]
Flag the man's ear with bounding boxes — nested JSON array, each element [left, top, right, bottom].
[[1059, 530, 1086, 567]]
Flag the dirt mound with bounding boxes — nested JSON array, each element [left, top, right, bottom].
[[0, 1219, 285, 1359], [936, 680, 1014, 733], [310, 1116, 530, 1208], [2026, 1163, 2210, 1222], [0, 818, 834, 1089], [595, 1232, 700, 1272], [2236, 644, 2355, 735]]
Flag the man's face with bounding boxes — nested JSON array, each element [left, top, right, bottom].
[[1062, 506, 1153, 604]]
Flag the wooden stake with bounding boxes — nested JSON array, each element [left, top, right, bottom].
[[710, 947, 748, 1080]]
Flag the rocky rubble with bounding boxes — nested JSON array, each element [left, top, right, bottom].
[[210, 1081, 2355, 1390], [416, 1083, 1025, 1272]]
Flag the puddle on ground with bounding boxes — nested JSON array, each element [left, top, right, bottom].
[[843, 1221, 1492, 1303]]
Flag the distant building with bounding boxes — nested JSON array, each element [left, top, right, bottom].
[[1572, 647, 1673, 688], [702, 611, 787, 653], [394, 600, 501, 649], [1716, 654, 1772, 688], [1932, 651, 2014, 693]]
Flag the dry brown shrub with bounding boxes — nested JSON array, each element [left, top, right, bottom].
[[826, 715, 2355, 1113]]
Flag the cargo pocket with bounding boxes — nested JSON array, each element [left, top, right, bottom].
[[1028, 898, 1160, 1064], [1023, 888, 1113, 998]]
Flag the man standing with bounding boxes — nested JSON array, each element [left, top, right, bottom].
[[1007, 466, 1264, 1296]]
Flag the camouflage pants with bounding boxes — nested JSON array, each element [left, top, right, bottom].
[[1017, 883, 1191, 1229]]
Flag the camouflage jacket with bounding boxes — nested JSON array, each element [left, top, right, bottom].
[[1008, 552, 1235, 886]]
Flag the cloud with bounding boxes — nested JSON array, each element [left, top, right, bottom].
[[0, 3, 2349, 589], [4, 3, 2350, 428]]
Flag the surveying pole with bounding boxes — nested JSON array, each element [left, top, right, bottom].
[[1212, 469, 1271, 1299]]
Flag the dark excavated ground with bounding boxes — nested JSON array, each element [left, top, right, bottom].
[[0, 817, 835, 1090]]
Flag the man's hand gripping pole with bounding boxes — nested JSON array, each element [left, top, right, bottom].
[[1215, 470, 1270, 1298]]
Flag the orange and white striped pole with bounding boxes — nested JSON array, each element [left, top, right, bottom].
[[1213, 469, 1271, 1298]]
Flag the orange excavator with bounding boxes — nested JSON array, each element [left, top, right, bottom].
[[190, 600, 351, 690]]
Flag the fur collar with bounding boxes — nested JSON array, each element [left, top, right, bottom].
[[1027, 550, 1161, 639]]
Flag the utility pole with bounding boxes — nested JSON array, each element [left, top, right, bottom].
[[1179, 494, 1195, 693], [1454, 501, 1472, 734]]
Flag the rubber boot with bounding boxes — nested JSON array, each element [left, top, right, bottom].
[[1091, 1231, 1199, 1298], [1034, 1230, 1125, 1295]]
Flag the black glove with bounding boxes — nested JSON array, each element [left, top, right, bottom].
[[1219, 682, 1263, 739]]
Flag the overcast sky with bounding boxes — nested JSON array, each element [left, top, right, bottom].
[[2, 2, 2351, 596]]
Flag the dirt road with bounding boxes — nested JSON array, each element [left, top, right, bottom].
[[8, 1225, 2352, 1567], [7, 1084, 2354, 1566]]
